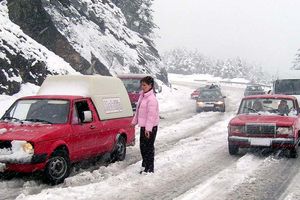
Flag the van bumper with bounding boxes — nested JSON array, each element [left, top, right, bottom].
[[0, 153, 47, 173]]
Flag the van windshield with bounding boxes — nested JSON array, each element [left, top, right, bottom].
[[121, 79, 140, 93], [1, 99, 70, 124], [274, 79, 300, 95]]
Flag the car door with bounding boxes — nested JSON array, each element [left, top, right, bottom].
[[70, 99, 102, 160]]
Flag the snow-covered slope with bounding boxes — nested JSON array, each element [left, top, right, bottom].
[[0, 0, 166, 95], [0, 1, 77, 95]]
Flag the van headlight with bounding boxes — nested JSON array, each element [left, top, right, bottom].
[[22, 142, 34, 154], [197, 102, 204, 107], [277, 127, 293, 136]]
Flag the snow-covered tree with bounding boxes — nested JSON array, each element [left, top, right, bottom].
[[292, 49, 300, 70], [162, 48, 269, 83], [111, 0, 157, 38]]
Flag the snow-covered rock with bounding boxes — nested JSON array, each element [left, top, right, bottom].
[[0, 0, 166, 96]]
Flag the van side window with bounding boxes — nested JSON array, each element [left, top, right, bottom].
[[73, 100, 91, 124]]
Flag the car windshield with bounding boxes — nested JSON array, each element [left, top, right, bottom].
[[199, 90, 222, 99], [121, 79, 140, 93], [246, 85, 263, 91], [1, 99, 70, 124], [239, 98, 297, 116]]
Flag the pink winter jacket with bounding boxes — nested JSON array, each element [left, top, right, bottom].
[[132, 89, 159, 132]]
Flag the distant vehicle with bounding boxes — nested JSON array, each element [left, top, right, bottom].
[[244, 85, 265, 96], [195, 88, 226, 112], [228, 94, 300, 158], [191, 88, 202, 99], [118, 74, 162, 111], [191, 84, 221, 100], [0, 75, 135, 184], [272, 70, 300, 104]]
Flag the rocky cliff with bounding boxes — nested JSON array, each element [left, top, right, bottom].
[[0, 0, 166, 95]]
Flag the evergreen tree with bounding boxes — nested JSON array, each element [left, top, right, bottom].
[[292, 49, 300, 70], [162, 48, 269, 83]]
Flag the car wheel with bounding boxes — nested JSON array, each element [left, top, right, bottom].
[[228, 144, 239, 155], [289, 148, 298, 158], [196, 108, 202, 113], [44, 149, 70, 185], [221, 106, 226, 112], [111, 136, 126, 162]]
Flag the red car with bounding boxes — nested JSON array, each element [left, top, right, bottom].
[[0, 75, 135, 184], [118, 74, 161, 110], [191, 88, 201, 99], [228, 94, 300, 158]]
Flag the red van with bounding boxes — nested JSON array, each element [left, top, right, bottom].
[[0, 75, 135, 184], [118, 74, 161, 111]]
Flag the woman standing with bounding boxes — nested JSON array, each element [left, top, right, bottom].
[[132, 76, 159, 173]]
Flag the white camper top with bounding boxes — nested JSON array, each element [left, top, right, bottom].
[[38, 75, 133, 120]]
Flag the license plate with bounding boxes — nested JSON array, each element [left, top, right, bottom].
[[204, 104, 214, 107], [250, 138, 271, 146]]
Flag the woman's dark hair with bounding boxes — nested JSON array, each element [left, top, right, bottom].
[[140, 76, 155, 92]]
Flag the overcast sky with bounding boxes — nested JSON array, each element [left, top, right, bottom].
[[152, 0, 300, 74]]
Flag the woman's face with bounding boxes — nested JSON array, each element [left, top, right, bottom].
[[141, 81, 152, 93]]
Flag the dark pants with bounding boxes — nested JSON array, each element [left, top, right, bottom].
[[140, 126, 157, 173]]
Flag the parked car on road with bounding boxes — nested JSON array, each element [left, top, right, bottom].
[[228, 94, 300, 157], [191, 88, 202, 99], [244, 85, 265, 96], [118, 74, 161, 111], [195, 88, 226, 112], [0, 75, 135, 184]]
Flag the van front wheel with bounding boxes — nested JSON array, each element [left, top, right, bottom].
[[44, 150, 70, 185]]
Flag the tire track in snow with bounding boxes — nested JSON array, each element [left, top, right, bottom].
[[224, 157, 300, 200]]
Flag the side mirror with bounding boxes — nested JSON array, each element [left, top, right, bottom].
[[83, 111, 93, 123]]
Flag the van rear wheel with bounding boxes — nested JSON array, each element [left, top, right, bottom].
[[44, 149, 70, 185], [111, 136, 126, 162]]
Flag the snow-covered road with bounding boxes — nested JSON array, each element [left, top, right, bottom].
[[1, 76, 300, 200]]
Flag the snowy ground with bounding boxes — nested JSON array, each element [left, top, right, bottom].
[[0, 74, 299, 200]]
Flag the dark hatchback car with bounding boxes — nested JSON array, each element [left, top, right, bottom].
[[244, 85, 265, 96], [195, 88, 226, 112]]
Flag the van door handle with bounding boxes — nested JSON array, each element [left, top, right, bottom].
[[90, 125, 96, 129]]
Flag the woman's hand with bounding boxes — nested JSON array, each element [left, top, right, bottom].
[[145, 131, 151, 139]]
